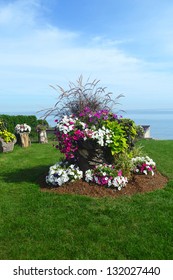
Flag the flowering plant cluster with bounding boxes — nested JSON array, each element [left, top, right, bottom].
[[55, 108, 125, 160], [15, 123, 31, 134], [78, 107, 120, 126], [46, 161, 83, 186], [131, 156, 156, 176], [0, 130, 16, 143], [85, 164, 128, 190], [46, 161, 128, 190], [46, 155, 156, 189], [0, 120, 16, 143]]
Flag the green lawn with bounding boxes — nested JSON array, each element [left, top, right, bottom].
[[0, 140, 173, 260]]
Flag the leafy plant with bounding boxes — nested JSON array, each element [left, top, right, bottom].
[[0, 130, 16, 143], [113, 153, 133, 178], [130, 144, 145, 158], [0, 119, 16, 143], [119, 118, 137, 150], [136, 125, 145, 139], [104, 120, 128, 155]]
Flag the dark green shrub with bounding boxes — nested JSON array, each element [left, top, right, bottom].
[[0, 115, 49, 141]]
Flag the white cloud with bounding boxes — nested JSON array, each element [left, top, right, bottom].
[[0, 0, 173, 112], [0, 0, 41, 28]]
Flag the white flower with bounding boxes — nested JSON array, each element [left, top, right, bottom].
[[15, 123, 31, 134], [46, 161, 83, 186], [85, 169, 93, 182], [107, 179, 112, 187], [131, 156, 156, 176]]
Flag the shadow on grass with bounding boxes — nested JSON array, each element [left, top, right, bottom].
[[1, 165, 49, 185]]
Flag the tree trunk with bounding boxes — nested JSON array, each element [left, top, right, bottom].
[[19, 133, 31, 147]]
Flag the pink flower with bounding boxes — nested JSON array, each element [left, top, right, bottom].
[[118, 170, 122, 176]]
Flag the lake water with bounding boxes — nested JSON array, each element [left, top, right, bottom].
[[123, 109, 173, 140], [1, 109, 173, 140]]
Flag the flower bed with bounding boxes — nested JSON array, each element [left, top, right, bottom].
[[46, 156, 156, 191], [46, 107, 156, 192]]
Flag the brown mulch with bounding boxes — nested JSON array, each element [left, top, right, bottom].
[[39, 171, 168, 198]]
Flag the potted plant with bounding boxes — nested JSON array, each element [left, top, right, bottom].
[[15, 123, 31, 147], [0, 120, 16, 152], [36, 123, 48, 143]]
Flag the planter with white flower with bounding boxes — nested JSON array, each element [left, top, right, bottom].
[[15, 123, 31, 147]]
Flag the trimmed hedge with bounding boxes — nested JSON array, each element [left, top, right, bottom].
[[0, 115, 49, 140]]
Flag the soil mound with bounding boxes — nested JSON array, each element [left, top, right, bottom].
[[40, 171, 168, 198]]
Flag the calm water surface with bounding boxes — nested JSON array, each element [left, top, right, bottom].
[[124, 109, 173, 140]]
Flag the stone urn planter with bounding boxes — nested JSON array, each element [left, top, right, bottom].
[[76, 139, 114, 173], [0, 137, 16, 153], [38, 130, 48, 144]]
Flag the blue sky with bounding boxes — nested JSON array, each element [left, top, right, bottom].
[[1, 0, 173, 115]]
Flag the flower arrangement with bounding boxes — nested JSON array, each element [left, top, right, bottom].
[[45, 76, 157, 192], [85, 164, 128, 190], [131, 156, 156, 176], [15, 123, 31, 134], [46, 161, 83, 186], [55, 108, 135, 160]]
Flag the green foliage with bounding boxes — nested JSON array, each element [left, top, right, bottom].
[[0, 119, 16, 143], [104, 120, 128, 155], [0, 119, 6, 131], [136, 125, 145, 139], [119, 118, 137, 149], [130, 144, 145, 158], [0, 114, 48, 141], [36, 121, 49, 132], [114, 153, 133, 178], [0, 130, 16, 143], [103, 118, 138, 156]]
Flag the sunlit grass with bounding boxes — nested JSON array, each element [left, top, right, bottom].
[[0, 140, 173, 259]]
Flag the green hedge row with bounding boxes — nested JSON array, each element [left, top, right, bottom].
[[0, 114, 49, 140]]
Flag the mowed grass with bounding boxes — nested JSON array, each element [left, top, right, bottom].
[[0, 140, 173, 260]]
